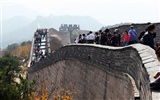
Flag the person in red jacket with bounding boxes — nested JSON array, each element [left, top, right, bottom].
[[121, 30, 131, 46]]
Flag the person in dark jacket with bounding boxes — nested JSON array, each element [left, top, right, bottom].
[[81, 34, 86, 43], [110, 32, 118, 46], [100, 32, 105, 45], [95, 32, 100, 44], [138, 29, 147, 42], [114, 29, 121, 46], [100, 29, 109, 45], [143, 24, 156, 50]]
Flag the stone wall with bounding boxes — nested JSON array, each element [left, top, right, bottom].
[[28, 59, 134, 100], [49, 28, 70, 45], [28, 44, 155, 100]]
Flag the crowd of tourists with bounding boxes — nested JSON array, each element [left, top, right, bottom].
[[75, 27, 131, 46], [75, 24, 157, 48], [30, 28, 48, 66], [75, 23, 159, 58]]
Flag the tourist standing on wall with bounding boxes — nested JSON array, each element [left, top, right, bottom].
[[95, 32, 100, 44], [100, 30, 105, 45], [138, 29, 148, 43], [75, 34, 82, 43], [100, 29, 110, 45], [81, 34, 87, 43], [128, 26, 137, 45], [38, 33, 42, 44], [122, 30, 130, 46], [78, 34, 83, 43], [86, 31, 95, 44], [107, 32, 112, 46], [142, 24, 156, 50], [42, 29, 46, 39], [110, 32, 119, 46], [114, 29, 121, 46]]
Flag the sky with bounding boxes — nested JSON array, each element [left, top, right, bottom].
[[0, 0, 160, 50], [1, 0, 160, 25]]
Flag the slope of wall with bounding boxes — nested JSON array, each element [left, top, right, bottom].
[[28, 44, 157, 100]]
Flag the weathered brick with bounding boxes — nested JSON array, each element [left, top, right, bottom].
[[28, 44, 157, 100]]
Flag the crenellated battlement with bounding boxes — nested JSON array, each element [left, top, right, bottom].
[[59, 24, 80, 32]]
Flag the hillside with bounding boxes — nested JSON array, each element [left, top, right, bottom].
[[2, 15, 104, 48]]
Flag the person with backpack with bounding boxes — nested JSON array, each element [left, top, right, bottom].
[[142, 24, 156, 50], [128, 26, 137, 45]]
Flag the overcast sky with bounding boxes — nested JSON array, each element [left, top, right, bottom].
[[1, 0, 160, 25]]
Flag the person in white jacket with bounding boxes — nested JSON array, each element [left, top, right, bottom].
[[86, 31, 95, 44]]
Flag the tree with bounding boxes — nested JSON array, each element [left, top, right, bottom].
[[0, 81, 21, 100], [0, 70, 35, 100], [21, 41, 27, 46], [0, 53, 20, 71], [0, 53, 34, 100]]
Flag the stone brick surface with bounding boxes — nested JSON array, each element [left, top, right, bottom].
[[28, 44, 159, 100], [49, 28, 70, 45]]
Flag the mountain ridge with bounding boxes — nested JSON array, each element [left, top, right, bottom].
[[2, 15, 104, 48]]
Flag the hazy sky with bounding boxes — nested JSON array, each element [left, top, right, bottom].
[[1, 0, 160, 25], [0, 0, 160, 50]]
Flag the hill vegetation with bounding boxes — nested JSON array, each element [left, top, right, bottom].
[[4, 41, 32, 60], [0, 53, 35, 100]]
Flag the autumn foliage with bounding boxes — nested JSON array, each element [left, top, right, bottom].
[[10, 44, 31, 59], [3, 41, 32, 60], [28, 80, 77, 100]]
